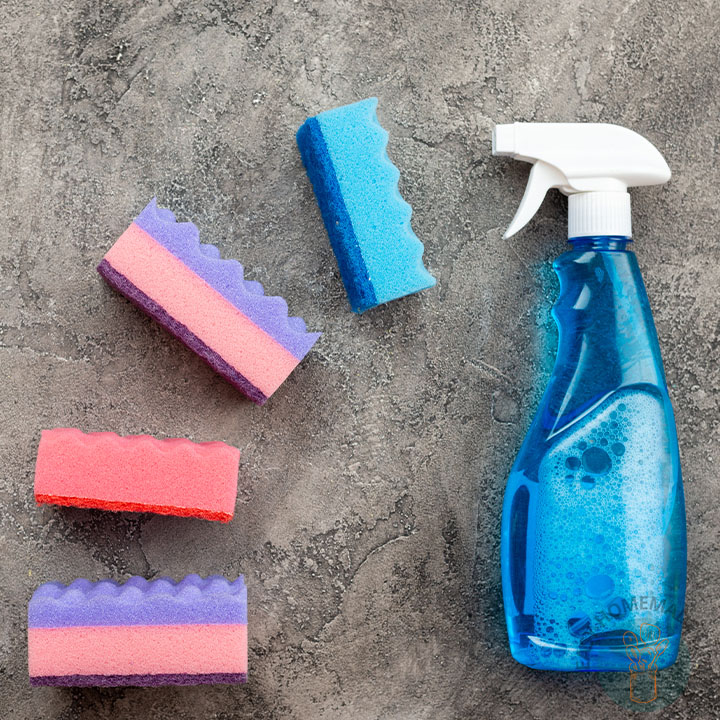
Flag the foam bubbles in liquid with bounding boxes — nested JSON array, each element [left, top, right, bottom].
[[530, 389, 670, 668]]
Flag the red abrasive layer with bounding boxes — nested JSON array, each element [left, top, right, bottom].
[[34, 495, 233, 523]]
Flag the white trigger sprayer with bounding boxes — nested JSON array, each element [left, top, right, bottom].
[[491, 123, 671, 239]]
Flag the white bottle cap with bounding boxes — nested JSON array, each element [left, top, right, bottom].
[[568, 191, 631, 239]]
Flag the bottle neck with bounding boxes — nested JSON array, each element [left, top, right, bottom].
[[568, 236, 632, 251]]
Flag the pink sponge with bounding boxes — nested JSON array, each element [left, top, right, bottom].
[[35, 428, 240, 522]]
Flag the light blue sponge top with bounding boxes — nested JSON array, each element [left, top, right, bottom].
[[315, 98, 435, 306]]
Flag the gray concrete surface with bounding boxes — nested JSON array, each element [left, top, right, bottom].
[[1, 1, 718, 718]]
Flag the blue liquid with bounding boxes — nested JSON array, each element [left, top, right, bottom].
[[501, 237, 686, 671]]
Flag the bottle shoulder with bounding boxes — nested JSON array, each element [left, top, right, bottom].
[[554, 243, 638, 268], [537, 243, 668, 436]]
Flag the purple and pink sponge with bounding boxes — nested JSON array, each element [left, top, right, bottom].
[[98, 199, 321, 404], [28, 574, 247, 687]]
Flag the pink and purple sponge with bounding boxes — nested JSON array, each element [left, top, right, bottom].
[[28, 574, 247, 686], [35, 428, 240, 523], [98, 199, 321, 404]]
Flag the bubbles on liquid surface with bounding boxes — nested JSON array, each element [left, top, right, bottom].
[[586, 574, 615, 598], [529, 389, 671, 667], [583, 447, 612, 475]]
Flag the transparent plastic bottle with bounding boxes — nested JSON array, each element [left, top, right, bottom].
[[501, 236, 686, 671]]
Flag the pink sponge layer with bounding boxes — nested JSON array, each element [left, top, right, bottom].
[[35, 428, 240, 522], [28, 624, 248, 678]]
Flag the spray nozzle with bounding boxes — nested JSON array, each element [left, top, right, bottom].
[[492, 123, 671, 240]]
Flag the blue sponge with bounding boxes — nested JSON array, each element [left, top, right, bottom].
[[297, 98, 436, 313]]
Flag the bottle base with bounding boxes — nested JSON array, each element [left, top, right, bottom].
[[509, 632, 681, 672]]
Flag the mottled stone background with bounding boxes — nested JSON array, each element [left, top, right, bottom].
[[1, 1, 718, 718]]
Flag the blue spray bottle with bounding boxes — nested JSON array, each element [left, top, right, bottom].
[[493, 123, 686, 671]]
